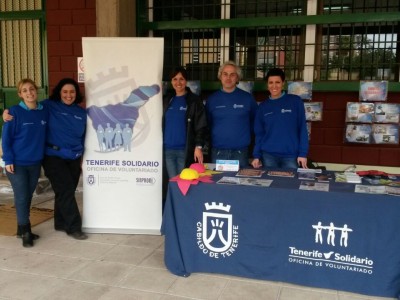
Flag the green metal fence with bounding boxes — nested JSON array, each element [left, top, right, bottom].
[[138, 0, 400, 91]]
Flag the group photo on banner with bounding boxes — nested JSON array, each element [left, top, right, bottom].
[[82, 37, 164, 234]]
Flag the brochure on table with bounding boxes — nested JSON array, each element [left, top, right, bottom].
[[216, 160, 240, 172]]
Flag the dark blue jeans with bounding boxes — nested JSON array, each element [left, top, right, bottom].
[[7, 164, 41, 225], [211, 148, 249, 169], [164, 149, 186, 178], [262, 152, 298, 169]]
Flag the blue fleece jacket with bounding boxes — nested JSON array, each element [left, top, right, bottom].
[[206, 87, 258, 149], [163, 95, 187, 149], [2, 101, 48, 166], [253, 92, 309, 159], [43, 99, 87, 160]]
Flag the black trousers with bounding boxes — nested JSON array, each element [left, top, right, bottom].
[[43, 155, 82, 233]]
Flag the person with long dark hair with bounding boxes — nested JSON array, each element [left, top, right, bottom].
[[162, 67, 207, 178]]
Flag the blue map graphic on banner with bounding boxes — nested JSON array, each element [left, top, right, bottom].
[[87, 84, 160, 151]]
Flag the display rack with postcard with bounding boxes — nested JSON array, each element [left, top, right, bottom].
[[344, 81, 400, 145], [372, 124, 399, 144], [304, 102, 323, 121], [374, 103, 400, 123], [287, 81, 321, 143], [345, 102, 375, 123], [344, 124, 372, 144]]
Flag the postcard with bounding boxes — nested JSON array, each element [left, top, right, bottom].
[[287, 81, 313, 100], [372, 124, 399, 144], [386, 186, 400, 196], [216, 177, 241, 185], [374, 103, 400, 123], [236, 169, 264, 177], [299, 181, 329, 192], [354, 185, 386, 194], [346, 102, 374, 123], [315, 174, 332, 182], [216, 176, 273, 187], [345, 172, 362, 183], [297, 168, 322, 173], [267, 170, 295, 177], [345, 124, 372, 144], [298, 172, 316, 180], [304, 102, 323, 121], [359, 80, 388, 101], [239, 178, 273, 187]]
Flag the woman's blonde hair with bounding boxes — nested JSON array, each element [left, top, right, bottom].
[[17, 78, 38, 93]]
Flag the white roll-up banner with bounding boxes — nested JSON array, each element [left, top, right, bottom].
[[82, 37, 164, 234]]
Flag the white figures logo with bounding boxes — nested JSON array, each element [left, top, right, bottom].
[[196, 202, 239, 259], [312, 221, 353, 247]]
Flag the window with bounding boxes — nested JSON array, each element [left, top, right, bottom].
[[139, 0, 400, 90], [0, 0, 46, 109]]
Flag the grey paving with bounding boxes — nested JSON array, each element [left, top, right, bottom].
[[0, 175, 395, 300]]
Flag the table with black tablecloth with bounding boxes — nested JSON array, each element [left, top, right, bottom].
[[162, 171, 400, 298]]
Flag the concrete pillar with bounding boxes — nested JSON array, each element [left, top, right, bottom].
[[96, 0, 136, 37]]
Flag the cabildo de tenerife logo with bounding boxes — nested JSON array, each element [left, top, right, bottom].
[[87, 174, 96, 186], [288, 221, 374, 275], [196, 202, 239, 259]]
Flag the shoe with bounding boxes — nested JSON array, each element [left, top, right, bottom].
[[17, 225, 39, 240], [22, 232, 34, 247], [68, 231, 88, 240], [17, 233, 40, 240]]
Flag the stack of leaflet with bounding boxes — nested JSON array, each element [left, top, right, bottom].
[[344, 172, 362, 183]]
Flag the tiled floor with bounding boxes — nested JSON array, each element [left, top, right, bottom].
[[0, 175, 395, 300]]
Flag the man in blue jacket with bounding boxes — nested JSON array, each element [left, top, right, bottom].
[[205, 61, 258, 168]]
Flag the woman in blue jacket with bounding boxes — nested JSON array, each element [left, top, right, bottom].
[[41, 78, 88, 240], [2, 79, 48, 247], [251, 68, 309, 169], [162, 67, 207, 178]]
